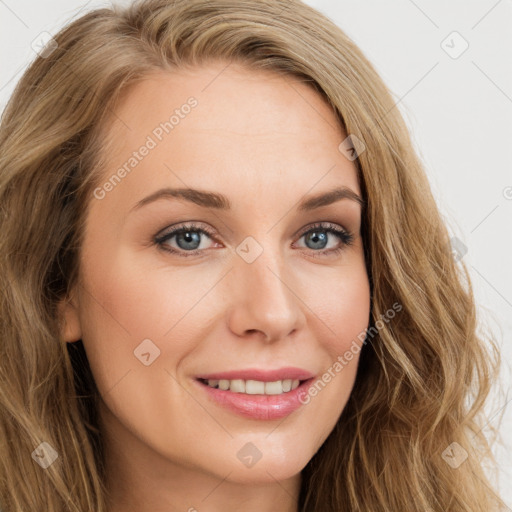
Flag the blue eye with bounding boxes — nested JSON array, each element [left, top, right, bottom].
[[154, 221, 354, 258], [297, 222, 354, 258], [154, 223, 216, 256]]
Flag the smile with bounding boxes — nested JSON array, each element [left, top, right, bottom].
[[199, 378, 302, 395], [194, 367, 315, 420]]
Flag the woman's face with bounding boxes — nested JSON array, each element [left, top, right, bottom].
[[60, 62, 370, 488]]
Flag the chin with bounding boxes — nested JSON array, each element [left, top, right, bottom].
[[200, 439, 313, 484]]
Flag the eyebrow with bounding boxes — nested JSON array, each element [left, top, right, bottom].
[[130, 185, 365, 213]]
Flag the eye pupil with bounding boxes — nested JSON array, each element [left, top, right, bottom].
[[306, 230, 328, 250], [177, 230, 201, 250]]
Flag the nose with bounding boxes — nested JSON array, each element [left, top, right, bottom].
[[226, 244, 306, 343]]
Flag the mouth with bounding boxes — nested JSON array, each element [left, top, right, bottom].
[[197, 377, 305, 395], [194, 368, 316, 420]]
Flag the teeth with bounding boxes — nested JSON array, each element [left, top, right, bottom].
[[218, 379, 229, 390], [246, 380, 264, 394], [204, 378, 301, 394], [282, 379, 292, 392], [230, 379, 245, 393]]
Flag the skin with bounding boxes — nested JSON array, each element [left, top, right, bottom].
[[59, 61, 371, 512]]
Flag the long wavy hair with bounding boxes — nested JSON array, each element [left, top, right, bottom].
[[0, 0, 505, 510]]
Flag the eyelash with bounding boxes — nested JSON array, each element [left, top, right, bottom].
[[154, 221, 354, 259]]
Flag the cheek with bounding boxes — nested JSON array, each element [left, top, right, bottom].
[[75, 246, 196, 392], [304, 256, 371, 355], [327, 268, 370, 383], [78, 243, 217, 343], [294, 260, 370, 438]]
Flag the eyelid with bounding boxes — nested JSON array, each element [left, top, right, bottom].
[[155, 220, 352, 241], [155, 221, 216, 241], [295, 221, 349, 238]]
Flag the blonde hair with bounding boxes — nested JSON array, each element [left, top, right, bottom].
[[0, 0, 505, 510]]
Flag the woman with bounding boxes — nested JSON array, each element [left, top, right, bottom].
[[0, 0, 505, 510]]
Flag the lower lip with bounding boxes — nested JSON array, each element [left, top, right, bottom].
[[195, 378, 314, 420]]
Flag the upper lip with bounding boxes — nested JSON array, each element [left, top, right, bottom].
[[196, 367, 315, 382]]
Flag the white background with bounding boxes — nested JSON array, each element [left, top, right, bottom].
[[1, 0, 511, 506]]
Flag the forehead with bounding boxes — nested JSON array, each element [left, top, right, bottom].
[[104, 63, 342, 144], [92, 62, 361, 214]]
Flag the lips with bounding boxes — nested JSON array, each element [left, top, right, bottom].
[[194, 367, 316, 420]]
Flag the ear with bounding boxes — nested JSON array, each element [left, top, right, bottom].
[[57, 287, 82, 343]]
